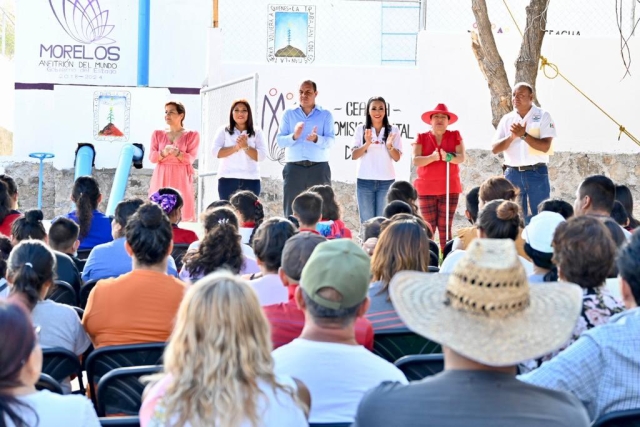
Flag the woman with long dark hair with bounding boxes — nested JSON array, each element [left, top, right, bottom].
[[149, 101, 200, 222], [0, 174, 21, 237], [351, 97, 403, 223], [64, 176, 112, 251], [0, 299, 100, 426], [213, 99, 267, 200], [615, 184, 639, 231]]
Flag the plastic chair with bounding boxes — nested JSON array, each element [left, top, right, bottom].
[[171, 243, 190, 271], [46, 280, 78, 306], [76, 248, 93, 260], [442, 239, 454, 260], [36, 373, 63, 394], [309, 424, 352, 427], [85, 342, 165, 406], [97, 365, 162, 416], [592, 409, 640, 427], [41, 347, 84, 393], [79, 279, 100, 309], [28, 152, 55, 210], [99, 416, 140, 427], [428, 266, 440, 273], [73, 306, 84, 320], [394, 354, 445, 381], [372, 330, 442, 364]]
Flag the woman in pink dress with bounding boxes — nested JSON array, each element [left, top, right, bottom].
[[149, 101, 200, 222]]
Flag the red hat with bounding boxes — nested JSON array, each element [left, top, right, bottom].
[[421, 104, 458, 125]]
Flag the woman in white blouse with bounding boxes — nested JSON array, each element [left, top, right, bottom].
[[213, 99, 267, 200], [351, 96, 403, 223]]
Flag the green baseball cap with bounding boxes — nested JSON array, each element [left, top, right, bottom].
[[300, 239, 371, 310]]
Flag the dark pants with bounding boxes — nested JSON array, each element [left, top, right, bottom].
[[283, 162, 331, 217], [218, 177, 261, 201], [504, 164, 550, 219]]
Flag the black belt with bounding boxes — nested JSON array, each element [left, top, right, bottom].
[[289, 160, 323, 167], [505, 163, 546, 172]]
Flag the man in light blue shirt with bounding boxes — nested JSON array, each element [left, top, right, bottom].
[[519, 230, 640, 421], [277, 80, 335, 217]]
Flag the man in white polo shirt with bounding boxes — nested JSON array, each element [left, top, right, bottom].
[[491, 82, 557, 217]]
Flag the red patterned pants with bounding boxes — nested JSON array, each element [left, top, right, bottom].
[[418, 194, 460, 251]]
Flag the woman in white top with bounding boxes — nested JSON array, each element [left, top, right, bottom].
[[351, 96, 403, 223], [213, 99, 267, 201], [0, 299, 100, 427], [140, 271, 310, 427]]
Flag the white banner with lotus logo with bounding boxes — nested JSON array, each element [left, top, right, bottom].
[[15, 0, 138, 85]]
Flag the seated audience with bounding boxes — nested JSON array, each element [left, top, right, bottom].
[[273, 239, 407, 424], [452, 186, 480, 252], [383, 200, 413, 219], [353, 239, 589, 427], [611, 200, 630, 229], [140, 271, 309, 426], [292, 192, 323, 234], [250, 217, 297, 306], [0, 174, 20, 237], [367, 217, 432, 332], [7, 240, 91, 393], [361, 216, 385, 256], [538, 198, 574, 219], [263, 232, 374, 350], [522, 211, 565, 282], [12, 210, 82, 295], [82, 198, 178, 282], [64, 176, 113, 251], [230, 190, 265, 251], [574, 175, 631, 238], [308, 185, 353, 239], [520, 230, 640, 421], [441, 200, 533, 275], [386, 180, 420, 216], [82, 203, 185, 348], [181, 207, 258, 281], [150, 188, 198, 245], [0, 235, 12, 298], [0, 299, 100, 426], [615, 184, 639, 230], [48, 217, 85, 272]]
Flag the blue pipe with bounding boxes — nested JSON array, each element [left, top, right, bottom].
[[137, 0, 150, 86], [106, 144, 144, 216], [74, 145, 95, 181]]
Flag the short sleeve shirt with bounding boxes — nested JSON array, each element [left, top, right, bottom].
[[353, 125, 403, 180]]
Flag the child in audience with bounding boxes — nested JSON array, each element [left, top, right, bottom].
[[538, 198, 574, 219], [12, 210, 82, 295], [522, 211, 566, 283], [0, 174, 20, 237], [292, 193, 323, 234], [150, 188, 198, 245], [250, 218, 297, 306], [615, 184, 639, 230], [48, 217, 85, 272], [230, 190, 265, 248], [308, 185, 353, 239], [361, 216, 385, 256], [452, 186, 480, 252], [611, 200, 630, 229], [386, 180, 419, 216], [7, 240, 91, 393], [64, 176, 112, 251], [82, 203, 185, 348], [181, 207, 258, 281], [140, 272, 309, 426], [383, 200, 413, 219], [0, 299, 100, 426], [0, 235, 12, 298]]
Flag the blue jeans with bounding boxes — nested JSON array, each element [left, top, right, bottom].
[[504, 164, 550, 219], [218, 178, 261, 201], [357, 179, 395, 223]]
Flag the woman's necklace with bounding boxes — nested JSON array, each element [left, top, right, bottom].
[[167, 128, 185, 142]]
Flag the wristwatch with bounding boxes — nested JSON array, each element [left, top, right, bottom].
[[243, 147, 249, 151], [520, 132, 529, 140]]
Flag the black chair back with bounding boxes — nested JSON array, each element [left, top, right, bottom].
[[36, 373, 63, 394], [428, 239, 440, 260], [99, 416, 140, 426], [86, 342, 165, 406], [592, 409, 640, 427], [41, 347, 84, 393], [97, 365, 162, 416], [309, 424, 352, 427], [442, 239, 454, 260], [372, 330, 441, 363], [394, 354, 445, 381], [73, 306, 84, 320], [47, 280, 78, 306], [171, 243, 190, 271], [79, 279, 100, 309], [76, 248, 92, 260], [428, 265, 440, 273]]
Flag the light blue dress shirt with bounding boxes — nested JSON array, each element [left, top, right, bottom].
[[276, 105, 335, 162]]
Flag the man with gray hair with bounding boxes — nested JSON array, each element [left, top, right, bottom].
[[272, 239, 406, 424]]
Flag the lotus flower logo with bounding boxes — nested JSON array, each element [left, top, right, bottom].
[[49, 0, 115, 45]]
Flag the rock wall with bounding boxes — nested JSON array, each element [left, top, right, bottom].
[[3, 149, 639, 234]]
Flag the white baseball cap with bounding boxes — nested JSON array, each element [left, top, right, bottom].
[[522, 211, 566, 253]]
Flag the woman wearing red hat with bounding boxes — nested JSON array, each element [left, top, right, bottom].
[[413, 104, 466, 251]]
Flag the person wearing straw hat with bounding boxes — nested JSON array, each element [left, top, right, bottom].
[[413, 104, 466, 252], [352, 239, 589, 427], [273, 239, 407, 424]]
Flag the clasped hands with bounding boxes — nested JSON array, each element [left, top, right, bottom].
[[364, 129, 396, 151], [161, 144, 180, 157], [510, 123, 527, 139], [429, 148, 455, 163], [235, 133, 249, 152], [293, 122, 318, 143]]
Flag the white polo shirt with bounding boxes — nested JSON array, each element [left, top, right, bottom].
[[493, 105, 557, 167], [212, 126, 267, 179], [352, 124, 403, 180]]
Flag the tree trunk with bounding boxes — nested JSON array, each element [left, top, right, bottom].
[[514, 0, 551, 106], [471, 0, 513, 128]]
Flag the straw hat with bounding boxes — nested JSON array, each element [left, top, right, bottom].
[[421, 103, 458, 125], [389, 239, 582, 366]]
